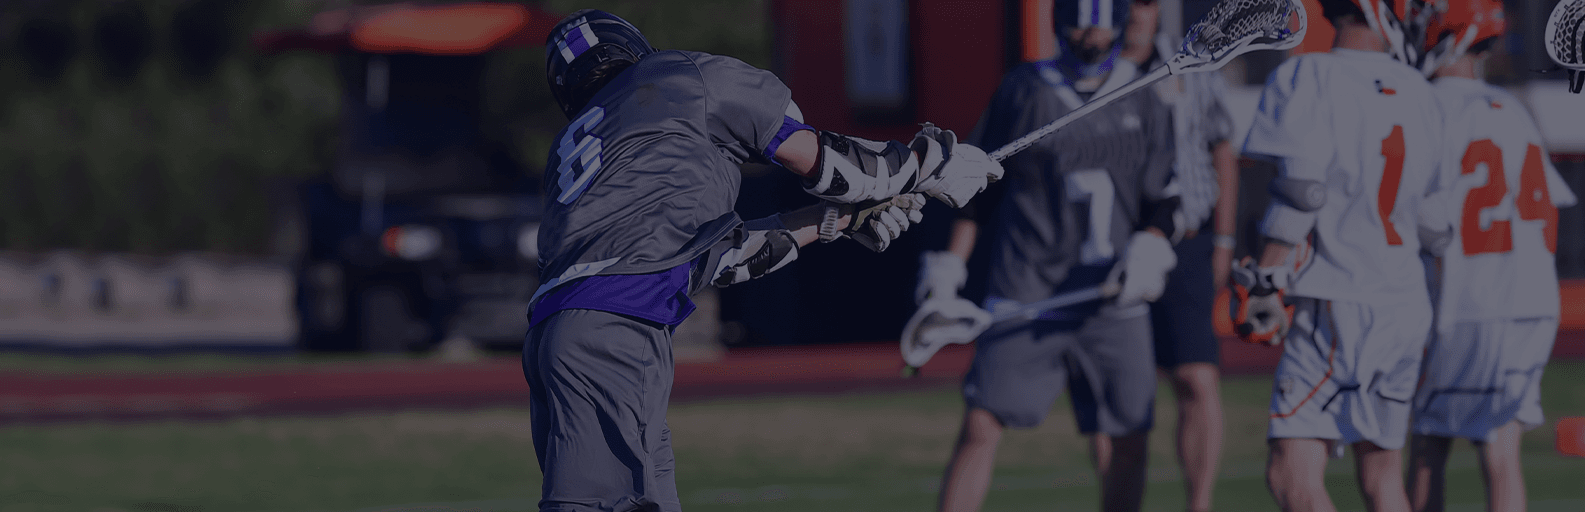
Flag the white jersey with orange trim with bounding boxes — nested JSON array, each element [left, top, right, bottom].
[[1243, 49, 1445, 306], [1429, 77, 1579, 326]]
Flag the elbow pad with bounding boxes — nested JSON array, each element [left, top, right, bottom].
[[704, 216, 800, 288], [803, 131, 922, 204], [1269, 177, 1327, 212]]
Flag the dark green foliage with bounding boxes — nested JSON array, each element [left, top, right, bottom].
[[0, 0, 771, 254]]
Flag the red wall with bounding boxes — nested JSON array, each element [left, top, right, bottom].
[[771, 0, 1006, 142]]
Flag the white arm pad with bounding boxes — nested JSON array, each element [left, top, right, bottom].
[[803, 132, 923, 204], [705, 216, 800, 288]]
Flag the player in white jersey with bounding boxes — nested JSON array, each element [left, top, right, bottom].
[[1232, 1, 1447, 511], [1405, 2, 1579, 512]]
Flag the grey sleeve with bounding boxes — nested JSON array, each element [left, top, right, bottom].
[[690, 52, 796, 164]]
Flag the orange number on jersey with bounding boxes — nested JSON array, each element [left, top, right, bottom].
[[1460, 139, 1512, 255], [1516, 144, 1559, 253], [1378, 126, 1405, 246], [1458, 141, 1557, 256]]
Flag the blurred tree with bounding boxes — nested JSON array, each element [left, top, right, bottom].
[[0, 0, 770, 254], [91, 0, 154, 83]]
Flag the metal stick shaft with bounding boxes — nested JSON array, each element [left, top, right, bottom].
[[989, 286, 1107, 323], [987, 65, 1173, 162]]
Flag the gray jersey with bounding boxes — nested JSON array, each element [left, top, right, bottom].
[[968, 62, 1176, 305], [536, 50, 793, 297]]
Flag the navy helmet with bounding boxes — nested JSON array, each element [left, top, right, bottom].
[[545, 10, 656, 119], [1053, 0, 1132, 36]]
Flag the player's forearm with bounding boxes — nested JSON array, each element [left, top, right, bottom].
[[1257, 240, 1292, 268], [1212, 141, 1239, 239], [777, 203, 850, 247], [947, 219, 977, 261]]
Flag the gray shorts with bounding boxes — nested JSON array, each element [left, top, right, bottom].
[[963, 305, 1157, 435], [523, 309, 680, 512], [1268, 298, 1429, 451]]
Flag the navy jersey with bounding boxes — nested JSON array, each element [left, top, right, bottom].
[[535, 51, 795, 300], [968, 62, 1176, 305]]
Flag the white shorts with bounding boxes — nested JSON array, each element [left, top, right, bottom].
[[1412, 317, 1557, 442], [1268, 297, 1432, 451]]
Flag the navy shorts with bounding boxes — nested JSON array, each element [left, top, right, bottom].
[[1150, 229, 1220, 369], [523, 309, 681, 512], [963, 304, 1157, 436]]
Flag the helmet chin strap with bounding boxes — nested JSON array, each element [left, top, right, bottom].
[[1053, 36, 1123, 85]]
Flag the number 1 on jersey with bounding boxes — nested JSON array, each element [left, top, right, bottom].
[[1379, 125, 1405, 246]]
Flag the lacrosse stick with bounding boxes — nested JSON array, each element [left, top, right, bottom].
[[899, 287, 1108, 377], [987, 0, 1307, 162], [1548, 0, 1585, 94]]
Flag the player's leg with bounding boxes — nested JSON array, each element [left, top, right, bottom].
[[1170, 363, 1224, 512], [1475, 421, 1526, 512], [1074, 307, 1157, 512], [1353, 441, 1411, 512], [1266, 298, 1346, 512], [1266, 438, 1336, 512], [939, 407, 1007, 512], [1406, 434, 1453, 512], [646, 329, 681, 512], [1410, 317, 1555, 512], [1150, 229, 1224, 512], [1090, 430, 1151, 512], [939, 320, 1074, 512], [1341, 299, 1428, 512], [522, 309, 676, 512]]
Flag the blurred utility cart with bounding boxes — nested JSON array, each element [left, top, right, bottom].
[[256, 2, 561, 352]]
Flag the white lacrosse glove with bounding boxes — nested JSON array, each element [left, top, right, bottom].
[[849, 193, 926, 252], [822, 193, 927, 253], [909, 124, 1005, 209], [915, 251, 968, 304], [1103, 231, 1177, 309], [1229, 257, 1293, 346]]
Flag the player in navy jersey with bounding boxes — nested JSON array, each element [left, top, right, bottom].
[[916, 1, 1184, 510], [527, 10, 1004, 511]]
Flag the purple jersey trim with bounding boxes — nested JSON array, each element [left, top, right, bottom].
[[763, 116, 815, 162], [529, 262, 696, 327]]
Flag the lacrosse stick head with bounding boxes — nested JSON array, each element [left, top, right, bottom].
[[900, 297, 992, 371], [1170, 0, 1307, 74], [1547, 0, 1585, 93]]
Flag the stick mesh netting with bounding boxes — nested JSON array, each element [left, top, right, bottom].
[[1551, 0, 1585, 68], [1183, 0, 1297, 58]]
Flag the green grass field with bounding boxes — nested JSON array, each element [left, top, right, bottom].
[[4, 361, 1584, 512]]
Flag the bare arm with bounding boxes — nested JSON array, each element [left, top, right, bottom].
[[778, 202, 851, 247], [947, 219, 977, 261], [1257, 240, 1292, 268], [1211, 141, 1238, 287], [772, 130, 821, 179]]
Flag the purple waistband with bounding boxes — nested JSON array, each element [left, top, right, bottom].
[[529, 262, 696, 327]]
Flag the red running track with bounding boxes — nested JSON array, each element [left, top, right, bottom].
[[4, 332, 1582, 423]]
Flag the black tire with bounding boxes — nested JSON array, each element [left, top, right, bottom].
[[296, 260, 355, 352], [356, 283, 433, 353]]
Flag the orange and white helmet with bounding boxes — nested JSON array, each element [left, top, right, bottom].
[[1419, 0, 1506, 74], [1323, 0, 1420, 64]]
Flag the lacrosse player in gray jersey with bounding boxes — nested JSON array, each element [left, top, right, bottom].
[[527, 10, 1003, 512], [917, 1, 1182, 511]]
